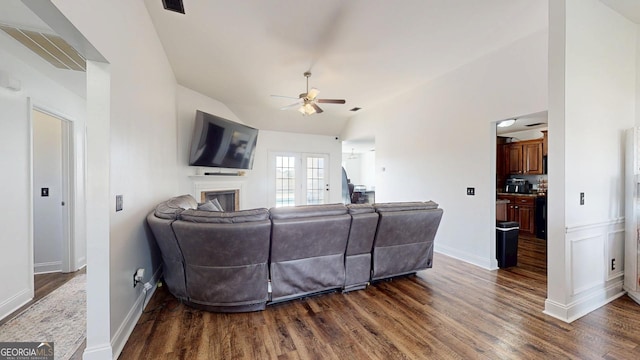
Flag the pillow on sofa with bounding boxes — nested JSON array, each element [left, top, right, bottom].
[[197, 198, 224, 212], [154, 194, 198, 219]]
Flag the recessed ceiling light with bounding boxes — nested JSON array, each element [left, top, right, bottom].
[[497, 119, 516, 128]]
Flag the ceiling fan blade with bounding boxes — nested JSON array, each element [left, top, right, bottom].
[[280, 101, 302, 110], [317, 99, 346, 104], [311, 103, 324, 114], [307, 88, 320, 100], [271, 94, 300, 100]]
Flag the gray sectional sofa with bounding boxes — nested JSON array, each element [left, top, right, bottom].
[[147, 194, 443, 312]]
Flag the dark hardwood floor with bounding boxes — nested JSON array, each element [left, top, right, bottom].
[[120, 237, 640, 359]]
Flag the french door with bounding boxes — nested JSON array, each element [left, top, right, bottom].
[[269, 152, 330, 207]]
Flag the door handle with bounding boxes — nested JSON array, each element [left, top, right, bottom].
[[61, 201, 65, 206]]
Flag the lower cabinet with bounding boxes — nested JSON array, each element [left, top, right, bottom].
[[498, 195, 535, 235]]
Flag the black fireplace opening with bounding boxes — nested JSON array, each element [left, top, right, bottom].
[[201, 190, 239, 212]]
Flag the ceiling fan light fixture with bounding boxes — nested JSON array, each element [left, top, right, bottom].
[[498, 119, 516, 128], [299, 103, 316, 115], [273, 71, 345, 116]]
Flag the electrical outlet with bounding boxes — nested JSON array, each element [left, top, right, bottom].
[[133, 268, 145, 287], [611, 258, 616, 271], [466, 187, 475, 196], [580, 192, 584, 205]]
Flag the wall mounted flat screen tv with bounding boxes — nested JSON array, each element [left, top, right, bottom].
[[188, 110, 259, 170]]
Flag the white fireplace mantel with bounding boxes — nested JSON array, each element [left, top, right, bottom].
[[189, 176, 247, 210]]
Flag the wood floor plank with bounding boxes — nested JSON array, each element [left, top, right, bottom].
[[120, 236, 640, 359]]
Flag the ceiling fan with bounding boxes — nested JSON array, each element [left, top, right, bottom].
[[272, 72, 346, 115]]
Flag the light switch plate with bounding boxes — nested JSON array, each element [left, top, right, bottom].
[[467, 187, 475, 196], [116, 195, 123, 212]]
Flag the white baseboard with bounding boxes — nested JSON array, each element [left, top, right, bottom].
[[435, 243, 493, 269], [544, 281, 625, 323], [82, 343, 113, 360], [0, 288, 32, 322], [625, 289, 640, 304], [77, 256, 87, 269], [110, 266, 162, 359], [34, 261, 62, 274]]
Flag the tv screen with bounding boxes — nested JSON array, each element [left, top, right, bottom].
[[188, 110, 259, 169]]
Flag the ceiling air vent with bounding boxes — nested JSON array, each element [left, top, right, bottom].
[[0, 24, 85, 72], [162, 0, 185, 14], [525, 122, 547, 127], [350, 107, 362, 112]]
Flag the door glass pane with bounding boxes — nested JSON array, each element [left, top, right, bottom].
[[305, 156, 325, 205], [275, 156, 295, 207]]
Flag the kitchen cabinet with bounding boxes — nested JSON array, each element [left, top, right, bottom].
[[497, 195, 535, 235], [506, 144, 522, 174], [523, 142, 543, 174], [496, 142, 509, 189], [504, 139, 543, 175]]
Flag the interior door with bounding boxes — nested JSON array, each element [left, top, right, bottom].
[[32, 110, 65, 274]]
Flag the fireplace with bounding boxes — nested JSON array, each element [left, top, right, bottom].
[[191, 178, 245, 211], [201, 189, 239, 212]]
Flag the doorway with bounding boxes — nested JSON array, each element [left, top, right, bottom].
[[32, 108, 73, 275], [341, 137, 376, 204], [495, 112, 548, 276], [268, 152, 331, 207]]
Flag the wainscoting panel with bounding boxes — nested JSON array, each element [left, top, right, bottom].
[[570, 234, 603, 296], [557, 218, 626, 321], [606, 228, 625, 281]]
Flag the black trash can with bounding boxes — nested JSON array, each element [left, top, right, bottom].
[[496, 221, 519, 268]]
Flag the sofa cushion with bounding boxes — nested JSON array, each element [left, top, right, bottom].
[[347, 203, 375, 215], [155, 194, 198, 219], [374, 201, 439, 213], [269, 204, 347, 220], [179, 208, 270, 223]]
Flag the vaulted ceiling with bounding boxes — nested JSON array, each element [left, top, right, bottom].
[[3, 1, 640, 137], [143, 0, 548, 135]]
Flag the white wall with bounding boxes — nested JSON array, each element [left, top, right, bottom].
[[0, 44, 86, 321], [342, 29, 548, 268], [177, 85, 343, 209], [50, 0, 181, 357], [33, 110, 63, 274], [545, 0, 637, 322]]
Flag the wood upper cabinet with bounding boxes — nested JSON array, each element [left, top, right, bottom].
[[504, 139, 543, 175], [506, 144, 523, 174], [523, 142, 543, 175], [496, 142, 509, 189]]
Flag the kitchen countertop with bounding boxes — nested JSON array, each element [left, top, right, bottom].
[[496, 199, 510, 204]]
